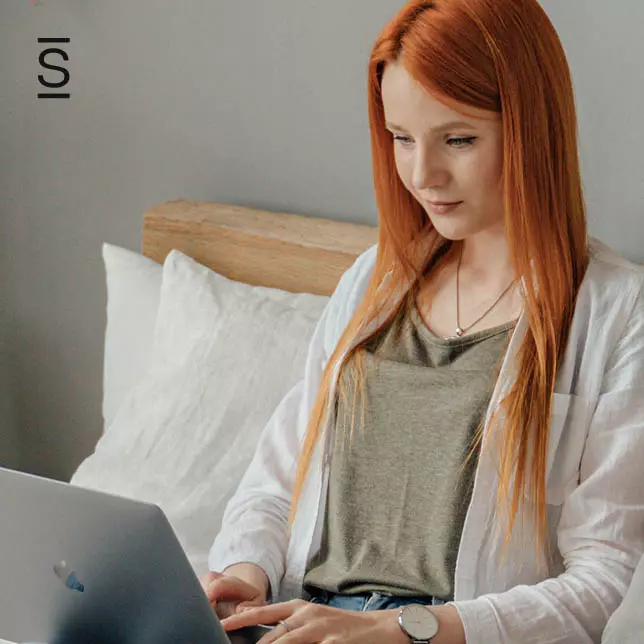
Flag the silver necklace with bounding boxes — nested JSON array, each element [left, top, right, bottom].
[[454, 245, 516, 338]]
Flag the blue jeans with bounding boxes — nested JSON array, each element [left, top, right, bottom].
[[306, 588, 448, 611]]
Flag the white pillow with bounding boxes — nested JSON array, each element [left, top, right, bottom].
[[102, 243, 162, 430], [72, 249, 329, 577]]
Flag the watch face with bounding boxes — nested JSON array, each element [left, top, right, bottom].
[[400, 604, 440, 640]]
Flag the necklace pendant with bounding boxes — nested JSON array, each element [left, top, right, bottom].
[[455, 327, 464, 337]]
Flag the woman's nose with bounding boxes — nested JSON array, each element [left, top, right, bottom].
[[412, 163, 449, 192], [412, 153, 450, 192]]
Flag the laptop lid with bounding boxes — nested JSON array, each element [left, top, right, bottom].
[[0, 467, 269, 644]]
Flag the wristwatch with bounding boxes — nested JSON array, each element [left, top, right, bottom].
[[397, 603, 440, 643]]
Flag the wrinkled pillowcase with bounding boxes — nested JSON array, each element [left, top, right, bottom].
[[72, 249, 329, 576]]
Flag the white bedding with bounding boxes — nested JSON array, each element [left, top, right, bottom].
[[71, 249, 329, 577]]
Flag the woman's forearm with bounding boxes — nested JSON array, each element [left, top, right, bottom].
[[431, 605, 466, 644]]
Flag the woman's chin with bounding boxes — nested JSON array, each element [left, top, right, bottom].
[[428, 219, 471, 241]]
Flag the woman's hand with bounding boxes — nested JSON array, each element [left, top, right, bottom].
[[200, 569, 267, 619], [220, 599, 409, 643]]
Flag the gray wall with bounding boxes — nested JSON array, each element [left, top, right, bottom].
[[0, 315, 21, 469], [1, 1, 643, 481]]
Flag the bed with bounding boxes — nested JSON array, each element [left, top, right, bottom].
[[141, 199, 379, 296], [63, 199, 379, 581]]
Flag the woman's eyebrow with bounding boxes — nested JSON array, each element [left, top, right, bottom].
[[385, 120, 476, 132]]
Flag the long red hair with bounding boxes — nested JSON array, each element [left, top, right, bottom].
[[290, 0, 588, 562]]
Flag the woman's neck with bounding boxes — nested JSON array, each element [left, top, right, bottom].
[[455, 232, 516, 293]]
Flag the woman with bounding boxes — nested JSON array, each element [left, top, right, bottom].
[[201, 1, 644, 642]]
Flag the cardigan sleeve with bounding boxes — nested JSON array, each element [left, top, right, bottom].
[[602, 552, 644, 643]]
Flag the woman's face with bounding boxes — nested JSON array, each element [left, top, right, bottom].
[[381, 60, 506, 241]]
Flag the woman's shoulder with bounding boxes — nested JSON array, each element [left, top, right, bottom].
[[329, 243, 379, 307], [322, 244, 379, 355]]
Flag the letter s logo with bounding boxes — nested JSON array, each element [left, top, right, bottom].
[[37, 38, 70, 98], [38, 47, 69, 88]]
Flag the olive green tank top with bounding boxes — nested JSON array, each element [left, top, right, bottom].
[[303, 295, 515, 599]]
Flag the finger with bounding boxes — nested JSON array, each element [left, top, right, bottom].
[[205, 576, 251, 602], [255, 622, 286, 644], [200, 570, 223, 590], [235, 599, 265, 613], [215, 600, 239, 620], [221, 600, 303, 631], [256, 620, 318, 644]]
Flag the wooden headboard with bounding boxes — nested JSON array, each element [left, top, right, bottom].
[[142, 200, 379, 296]]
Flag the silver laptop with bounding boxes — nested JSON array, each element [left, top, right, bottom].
[[0, 466, 272, 644]]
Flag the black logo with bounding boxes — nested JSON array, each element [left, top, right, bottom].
[[38, 37, 70, 98]]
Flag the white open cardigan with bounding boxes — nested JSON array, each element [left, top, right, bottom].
[[209, 237, 644, 644]]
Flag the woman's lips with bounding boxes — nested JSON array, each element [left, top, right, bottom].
[[426, 201, 463, 214]]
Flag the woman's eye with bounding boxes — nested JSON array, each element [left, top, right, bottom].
[[447, 136, 477, 148], [393, 134, 413, 145], [392, 134, 477, 148]]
